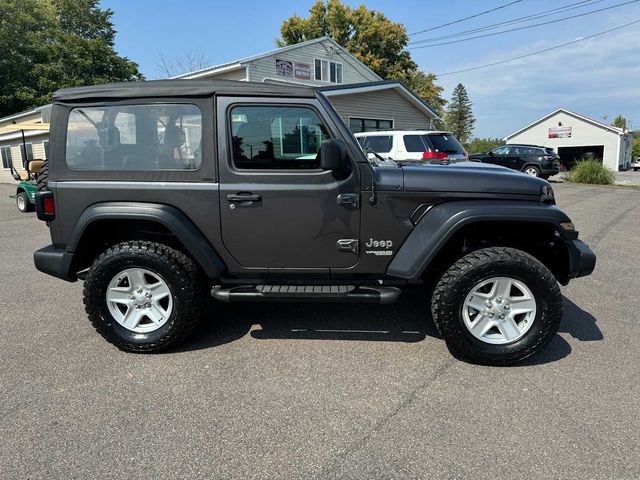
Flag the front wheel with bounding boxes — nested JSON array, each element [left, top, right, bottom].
[[431, 247, 562, 365], [16, 191, 33, 212], [83, 241, 205, 352]]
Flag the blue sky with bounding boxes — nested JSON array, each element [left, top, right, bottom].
[[101, 0, 640, 138]]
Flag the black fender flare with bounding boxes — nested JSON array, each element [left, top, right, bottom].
[[68, 202, 226, 278], [386, 200, 573, 281]]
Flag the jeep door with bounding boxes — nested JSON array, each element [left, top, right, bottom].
[[216, 97, 360, 269]]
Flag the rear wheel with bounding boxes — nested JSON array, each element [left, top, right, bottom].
[[523, 165, 540, 177], [16, 191, 33, 212], [431, 247, 562, 365], [83, 241, 205, 352]]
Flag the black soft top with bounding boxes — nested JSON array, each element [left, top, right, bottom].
[[53, 79, 317, 102]]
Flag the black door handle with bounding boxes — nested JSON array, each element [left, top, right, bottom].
[[226, 192, 262, 203]]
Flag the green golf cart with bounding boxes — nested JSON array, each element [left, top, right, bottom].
[[11, 159, 44, 213]]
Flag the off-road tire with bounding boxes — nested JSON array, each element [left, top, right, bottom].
[[431, 247, 562, 366], [16, 191, 34, 212], [36, 158, 48, 191], [83, 241, 205, 352]]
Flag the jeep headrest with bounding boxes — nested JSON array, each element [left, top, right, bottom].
[[164, 125, 185, 148], [97, 122, 120, 151]]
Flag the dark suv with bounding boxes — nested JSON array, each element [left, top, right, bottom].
[[470, 144, 561, 179], [32, 80, 595, 365]]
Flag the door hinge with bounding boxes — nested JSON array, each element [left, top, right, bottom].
[[337, 239, 359, 254], [337, 193, 359, 208]]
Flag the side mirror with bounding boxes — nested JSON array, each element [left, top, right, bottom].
[[320, 139, 347, 171]]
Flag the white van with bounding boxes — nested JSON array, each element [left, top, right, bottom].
[[354, 130, 468, 164]]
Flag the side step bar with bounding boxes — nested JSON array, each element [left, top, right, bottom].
[[211, 284, 401, 304]]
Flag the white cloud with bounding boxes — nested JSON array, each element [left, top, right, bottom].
[[432, 23, 640, 137]]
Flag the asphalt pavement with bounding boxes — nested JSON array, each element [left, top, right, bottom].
[[1, 182, 639, 479]]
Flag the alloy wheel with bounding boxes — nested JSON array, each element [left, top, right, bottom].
[[462, 276, 537, 345], [105, 267, 173, 333]]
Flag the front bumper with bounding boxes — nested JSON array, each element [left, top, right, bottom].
[[566, 239, 596, 280], [33, 245, 76, 282]]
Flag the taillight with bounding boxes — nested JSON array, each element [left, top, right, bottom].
[[43, 196, 55, 215], [422, 151, 448, 160], [35, 191, 55, 221]]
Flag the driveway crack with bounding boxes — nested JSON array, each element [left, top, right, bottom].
[[314, 359, 455, 479]]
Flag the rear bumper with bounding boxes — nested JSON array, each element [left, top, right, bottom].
[[566, 239, 596, 280], [33, 245, 76, 282], [541, 163, 560, 176]]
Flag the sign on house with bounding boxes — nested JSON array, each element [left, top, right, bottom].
[[275, 59, 293, 78], [549, 126, 572, 138], [294, 63, 310, 80]]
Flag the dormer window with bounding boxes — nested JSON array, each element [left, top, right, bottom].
[[314, 59, 343, 84]]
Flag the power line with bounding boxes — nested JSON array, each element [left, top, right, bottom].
[[410, 0, 639, 49], [409, 0, 524, 36], [409, 0, 602, 45], [435, 18, 640, 76]]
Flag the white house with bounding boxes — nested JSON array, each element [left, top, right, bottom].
[[177, 36, 440, 133], [504, 108, 634, 171]]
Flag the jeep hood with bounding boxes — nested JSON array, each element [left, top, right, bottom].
[[395, 162, 548, 196]]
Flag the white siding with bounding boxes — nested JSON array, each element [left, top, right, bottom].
[[212, 67, 247, 81], [247, 39, 378, 86], [328, 89, 432, 130], [506, 111, 623, 171]]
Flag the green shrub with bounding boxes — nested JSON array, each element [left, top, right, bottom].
[[568, 160, 615, 185]]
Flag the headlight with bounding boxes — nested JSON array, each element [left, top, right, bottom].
[[540, 184, 555, 204]]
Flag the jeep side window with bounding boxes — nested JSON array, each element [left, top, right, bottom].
[[230, 105, 330, 170], [65, 104, 202, 171]]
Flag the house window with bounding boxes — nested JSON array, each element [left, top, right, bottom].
[[314, 59, 343, 83], [348, 118, 393, 133], [1, 146, 12, 169], [20, 143, 34, 168]]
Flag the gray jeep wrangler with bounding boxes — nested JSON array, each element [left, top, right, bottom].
[[33, 79, 595, 365]]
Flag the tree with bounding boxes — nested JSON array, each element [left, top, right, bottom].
[[157, 51, 212, 78], [612, 115, 627, 131], [278, 0, 445, 111], [633, 132, 640, 160], [465, 137, 503, 154], [444, 84, 475, 144], [0, 0, 143, 117], [405, 71, 446, 119]]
